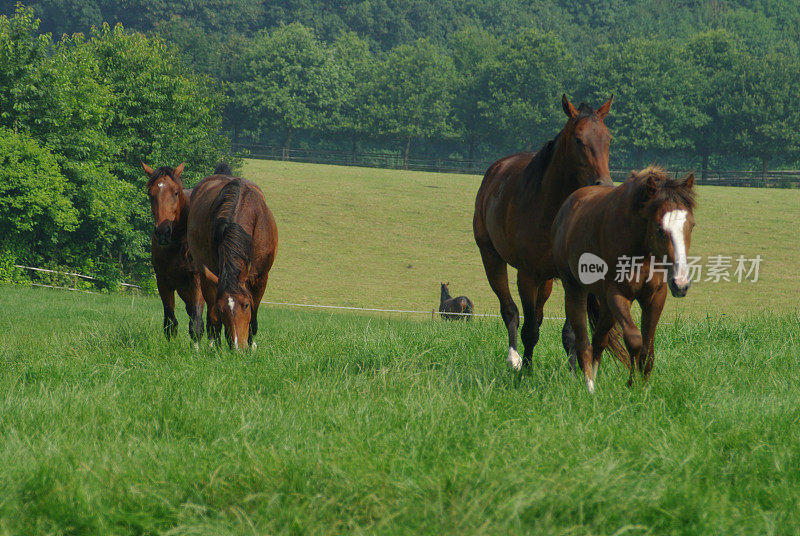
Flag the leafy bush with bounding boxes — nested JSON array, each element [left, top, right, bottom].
[[0, 128, 78, 263]]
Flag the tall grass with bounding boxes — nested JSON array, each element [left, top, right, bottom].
[[1, 285, 798, 534]]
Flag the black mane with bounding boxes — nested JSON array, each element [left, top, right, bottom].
[[214, 162, 233, 175], [521, 133, 560, 190], [211, 180, 252, 297]]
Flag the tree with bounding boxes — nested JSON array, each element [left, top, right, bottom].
[[448, 26, 501, 161], [371, 38, 455, 168], [483, 29, 577, 152], [235, 22, 337, 154], [732, 47, 800, 176], [328, 31, 374, 162], [585, 38, 705, 168], [0, 128, 77, 262], [683, 30, 744, 179]]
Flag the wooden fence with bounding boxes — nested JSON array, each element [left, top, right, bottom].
[[233, 144, 800, 188]]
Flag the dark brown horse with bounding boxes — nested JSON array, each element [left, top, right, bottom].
[[552, 166, 696, 392], [187, 171, 278, 349], [473, 94, 617, 370], [142, 162, 204, 342], [439, 282, 474, 320]]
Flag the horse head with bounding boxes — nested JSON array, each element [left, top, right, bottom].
[[561, 94, 614, 187], [635, 167, 697, 297], [143, 162, 186, 247]]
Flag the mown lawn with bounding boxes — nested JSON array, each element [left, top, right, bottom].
[[1, 285, 798, 534], [241, 159, 800, 318]]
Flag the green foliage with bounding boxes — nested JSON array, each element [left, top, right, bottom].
[[0, 7, 234, 280], [484, 29, 576, 149], [371, 38, 456, 160], [236, 23, 338, 148], [586, 38, 706, 165], [0, 128, 77, 262]]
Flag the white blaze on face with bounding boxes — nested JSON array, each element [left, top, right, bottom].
[[661, 210, 689, 286], [228, 297, 235, 313]]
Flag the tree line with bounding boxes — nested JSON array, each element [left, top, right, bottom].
[[2, 1, 800, 283]]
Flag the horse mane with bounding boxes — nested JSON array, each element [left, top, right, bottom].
[[631, 166, 697, 215], [214, 162, 233, 175], [145, 166, 183, 189], [522, 133, 560, 190], [521, 102, 598, 190], [211, 179, 252, 297]]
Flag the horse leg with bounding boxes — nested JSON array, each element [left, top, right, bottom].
[[588, 298, 615, 382], [200, 278, 221, 347], [637, 285, 668, 379], [607, 292, 643, 387], [517, 271, 547, 367], [248, 274, 269, 349], [157, 282, 178, 340], [477, 241, 520, 370], [177, 276, 205, 346], [563, 278, 593, 393]]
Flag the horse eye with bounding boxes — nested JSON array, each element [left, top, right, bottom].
[[242, 303, 249, 310], [173, 191, 179, 197]]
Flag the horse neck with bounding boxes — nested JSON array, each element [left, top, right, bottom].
[[175, 190, 191, 232], [538, 136, 593, 223], [440, 286, 450, 304]]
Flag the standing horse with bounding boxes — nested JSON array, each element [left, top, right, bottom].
[[439, 282, 474, 320], [187, 172, 278, 349], [552, 167, 696, 392], [142, 162, 204, 342], [474, 94, 622, 371]]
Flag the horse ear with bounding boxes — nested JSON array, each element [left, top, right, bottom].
[[202, 265, 219, 286], [597, 94, 614, 119], [174, 162, 185, 181], [142, 162, 155, 177], [561, 94, 578, 119], [646, 175, 659, 198], [683, 172, 695, 189]]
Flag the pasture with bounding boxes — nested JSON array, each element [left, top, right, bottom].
[[1, 285, 799, 534], [244, 160, 800, 318], [1, 160, 799, 533]]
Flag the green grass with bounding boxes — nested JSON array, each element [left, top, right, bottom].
[[2, 284, 799, 534], [242, 159, 800, 318]]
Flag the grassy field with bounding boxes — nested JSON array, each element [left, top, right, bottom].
[[242, 159, 800, 319], [1, 284, 799, 534]]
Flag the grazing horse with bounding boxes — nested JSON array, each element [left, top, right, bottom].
[[187, 172, 278, 349], [142, 162, 204, 341], [474, 94, 622, 371], [552, 167, 696, 392], [439, 282, 474, 320]]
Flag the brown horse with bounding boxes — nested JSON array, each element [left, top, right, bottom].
[[552, 166, 696, 392], [187, 171, 278, 349], [439, 282, 474, 320], [142, 162, 204, 342], [474, 94, 617, 371]]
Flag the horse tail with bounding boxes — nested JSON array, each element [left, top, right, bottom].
[[463, 298, 474, 320], [587, 293, 630, 369], [215, 162, 233, 175]]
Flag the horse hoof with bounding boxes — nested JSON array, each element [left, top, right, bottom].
[[193, 342, 200, 351], [586, 377, 596, 394], [506, 347, 522, 371], [251, 341, 258, 350]]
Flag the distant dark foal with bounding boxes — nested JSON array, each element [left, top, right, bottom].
[[552, 166, 697, 393], [439, 282, 474, 320], [143, 162, 204, 342]]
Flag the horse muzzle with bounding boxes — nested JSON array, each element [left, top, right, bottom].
[[668, 275, 691, 298], [154, 223, 173, 246]]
